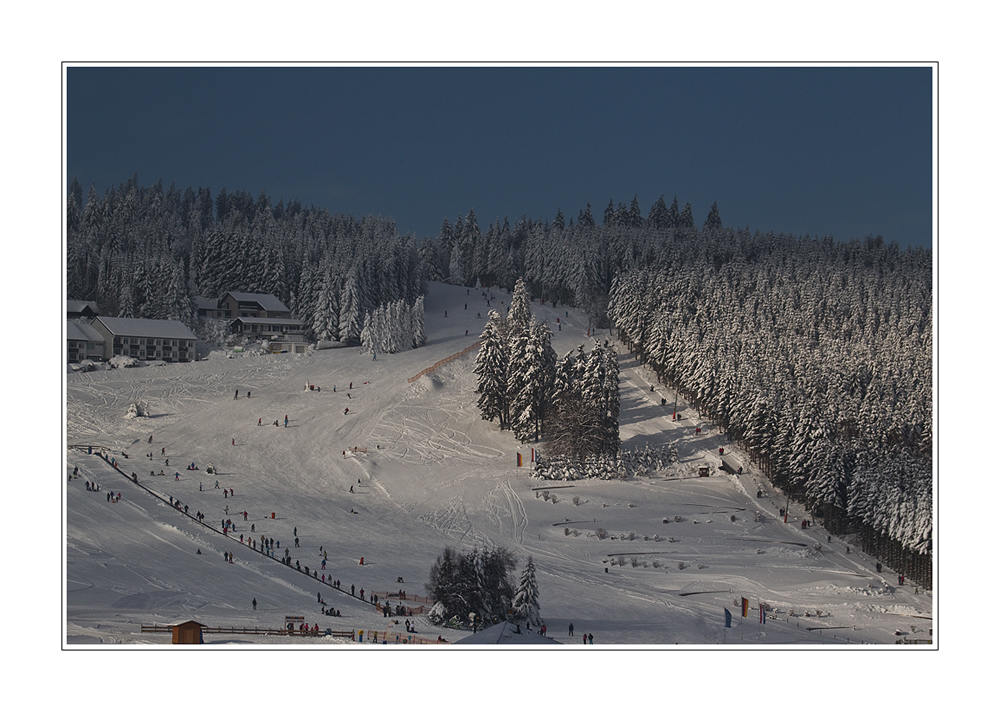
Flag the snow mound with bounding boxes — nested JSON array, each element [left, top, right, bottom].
[[109, 354, 140, 368], [315, 340, 350, 350], [125, 402, 150, 419], [412, 373, 446, 392]]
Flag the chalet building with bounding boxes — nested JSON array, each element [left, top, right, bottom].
[[216, 292, 304, 341], [219, 292, 293, 319], [91, 317, 197, 362], [66, 319, 106, 362]]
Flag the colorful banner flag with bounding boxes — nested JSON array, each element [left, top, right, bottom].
[[741, 597, 749, 617], [724, 608, 732, 628], [531, 448, 535, 463], [760, 604, 765, 625], [517, 453, 522, 467]]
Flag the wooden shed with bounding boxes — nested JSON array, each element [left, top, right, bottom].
[[171, 620, 205, 645]]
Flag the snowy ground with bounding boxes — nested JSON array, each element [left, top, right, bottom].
[[63, 281, 934, 650]]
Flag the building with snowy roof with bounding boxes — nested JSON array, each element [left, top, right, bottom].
[[91, 317, 197, 362], [67, 300, 100, 320], [66, 319, 106, 362], [219, 292, 293, 319]]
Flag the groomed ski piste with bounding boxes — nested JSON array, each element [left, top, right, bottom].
[[65, 282, 935, 655]]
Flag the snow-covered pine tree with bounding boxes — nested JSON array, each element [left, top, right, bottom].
[[410, 295, 427, 348], [373, 303, 389, 354], [164, 260, 195, 326], [507, 278, 532, 333], [448, 243, 466, 286], [338, 269, 363, 344], [359, 311, 375, 356], [390, 299, 408, 353], [512, 556, 542, 628], [511, 318, 556, 442], [474, 310, 511, 430], [310, 269, 340, 342]]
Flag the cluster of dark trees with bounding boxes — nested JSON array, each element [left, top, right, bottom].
[[420, 196, 721, 322], [425, 545, 518, 628], [66, 175, 422, 344], [474, 279, 620, 452]]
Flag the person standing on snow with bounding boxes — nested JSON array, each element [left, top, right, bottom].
[[252, 598, 257, 610], [235, 389, 239, 399]]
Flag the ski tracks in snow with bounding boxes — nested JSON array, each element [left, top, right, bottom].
[[484, 480, 526, 546], [420, 480, 526, 549]]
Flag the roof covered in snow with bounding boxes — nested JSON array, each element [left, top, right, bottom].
[[194, 296, 222, 310], [452, 620, 561, 645], [93, 317, 197, 340], [222, 292, 290, 312], [67, 300, 99, 315], [66, 319, 105, 343]]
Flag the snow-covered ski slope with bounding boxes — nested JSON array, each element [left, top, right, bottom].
[[65, 282, 934, 648]]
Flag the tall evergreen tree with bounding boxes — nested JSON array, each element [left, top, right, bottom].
[[510, 319, 556, 442], [474, 311, 511, 430], [679, 202, 695, 228], [338, 269, 363, 344], [667, 196, 681, 228], [647, 195, 668, 229], [410, 295, 427, 348], [704, 201, 722, 229], [512, 556, 542, 628]]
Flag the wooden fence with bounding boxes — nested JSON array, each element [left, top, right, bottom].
[[141, 624, 355, 638], [407, 341, 481, 383]]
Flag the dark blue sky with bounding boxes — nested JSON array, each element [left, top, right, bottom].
[[67, 65, 933, 248]]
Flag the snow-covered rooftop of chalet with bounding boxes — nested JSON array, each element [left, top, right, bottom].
[[223, 292, 290, 312], [450, 620, 561, 645], [67, 300, 99, 313], [93, 317, 197, 340], [66, 319, 105, 343]]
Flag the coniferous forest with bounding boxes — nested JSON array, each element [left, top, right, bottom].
[[67, 177, 933, 587]]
